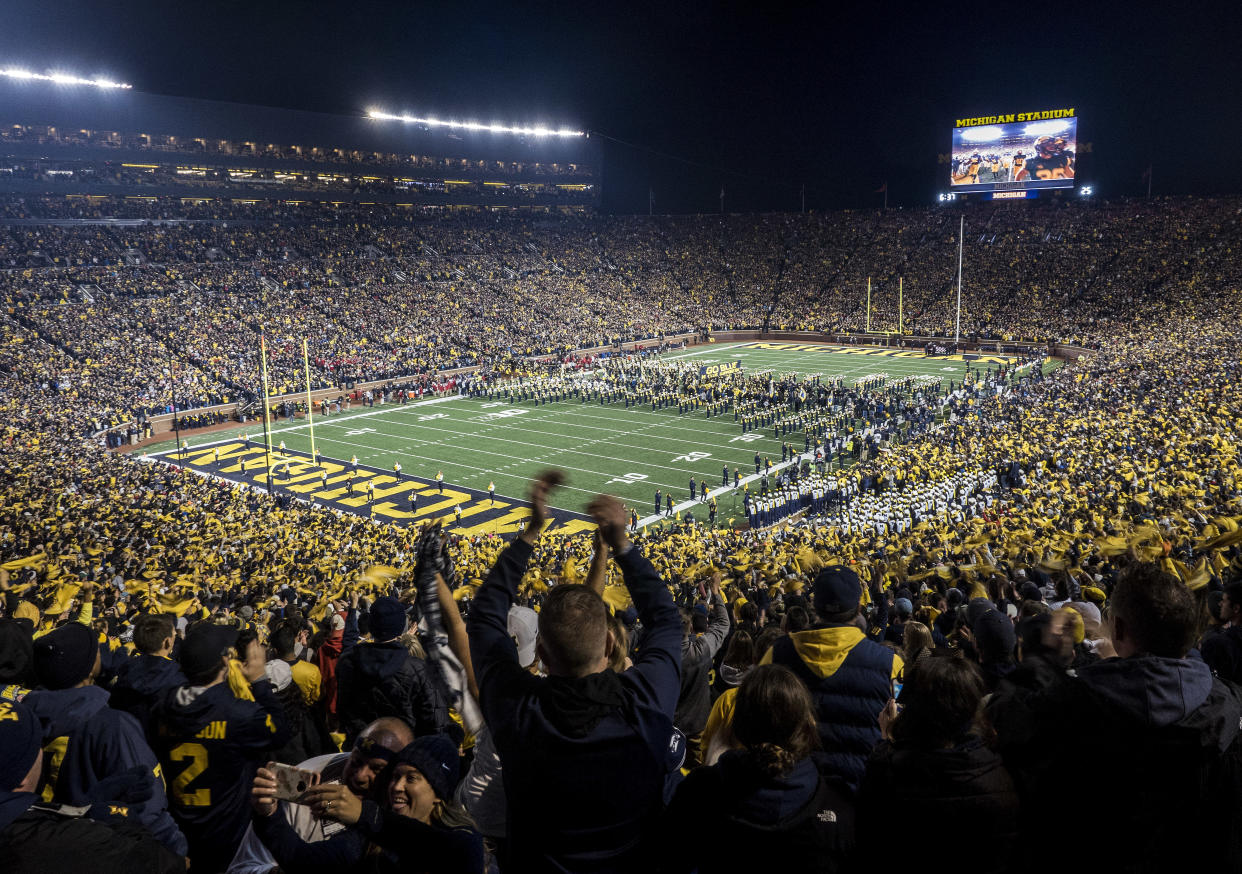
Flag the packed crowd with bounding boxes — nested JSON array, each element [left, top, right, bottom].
[[0, 193, 1240, 871], [1, 194, 1239, 439]]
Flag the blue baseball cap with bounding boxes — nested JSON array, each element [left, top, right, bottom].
[[813, 566, 862, 615]]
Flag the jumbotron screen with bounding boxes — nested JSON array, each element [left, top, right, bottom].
[[950, 109, 1077, 194]]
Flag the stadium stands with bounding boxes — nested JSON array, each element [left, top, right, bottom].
[[1, 193, 1240, 872]]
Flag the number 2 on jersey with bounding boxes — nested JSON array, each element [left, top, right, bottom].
[[169, 742, 211, 806]]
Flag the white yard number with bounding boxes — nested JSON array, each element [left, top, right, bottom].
[[345, 427, 376, 436], [729, 433, 764, 443], [481, 408, 529, 420], [940, 367, 957, 372], [480, 402, 508, 408], [673, 451, 711, 463], [606, 472, 648, 486], [418, 412, 448, 422]]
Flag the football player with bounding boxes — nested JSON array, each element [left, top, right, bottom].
[[1016, 136, 1074, 181], [951, 153, 983, 184], [1010, 151, 1026, 180]]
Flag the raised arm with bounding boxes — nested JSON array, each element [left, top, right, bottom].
[[699, 574, 731, 659], [340, 596, 360, 657], [588, 494, 682, 717], [585, 527, 608, 597], [235, 639, 293, 751], [437, 572, 479, 702], [468, 473, 559, 721]]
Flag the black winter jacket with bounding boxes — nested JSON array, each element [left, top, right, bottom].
[[987, 653, 1242, 873], [0, 790, 183, 874], [661, 751, 854, 873], [857, 736, 1018, 874], [336, 641, 449, 743]]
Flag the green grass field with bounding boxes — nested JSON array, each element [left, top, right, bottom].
[[148, 341, 1035, 532]]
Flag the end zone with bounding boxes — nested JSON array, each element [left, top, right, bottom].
[[146, 441, 594, 537]]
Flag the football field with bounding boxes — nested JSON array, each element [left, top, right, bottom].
[[147, 341, 1035, 534]]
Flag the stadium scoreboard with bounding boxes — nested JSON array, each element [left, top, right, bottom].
[[949, 108, 1077, 197]]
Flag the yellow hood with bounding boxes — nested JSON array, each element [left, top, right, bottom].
[[762, 625, 904, 680], [791, 626, 871, 678]]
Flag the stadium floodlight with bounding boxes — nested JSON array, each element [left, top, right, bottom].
[[366, 109, 584, 137], [959, 126, 1004, 142], [1023, 119, 1070, 137], [0, 66, 132, 89]]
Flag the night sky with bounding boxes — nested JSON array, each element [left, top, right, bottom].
[[1, 0, 1238, 213]]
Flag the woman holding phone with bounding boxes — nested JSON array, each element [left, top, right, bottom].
[[249, 734, 483, 873]]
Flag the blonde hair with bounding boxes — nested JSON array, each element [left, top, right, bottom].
[[431, 798, 477, 831], [400, 631, 426, 661], [903, 621, 933, 664], [606, 612, 629, 673]]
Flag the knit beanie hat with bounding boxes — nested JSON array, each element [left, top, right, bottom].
[[395, 734, 460, 801], [369, 597, 407, 642], [33, 622, 97, 690], [965, 597, 994, 630], [0, 699, 43, 791]]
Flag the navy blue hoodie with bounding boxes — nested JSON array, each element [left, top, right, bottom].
[[988, 653, 1242, 872], [469, 539, 682, 873], [109, 654, 186, 736], [23, 684, 186, 856], [0, 789, 35, 833]]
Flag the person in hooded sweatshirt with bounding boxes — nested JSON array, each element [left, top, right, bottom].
[[0, 698, 184, 874], [152, 622, 291, 874], [335, 596, 450, 744], [961, 598, 1018, 693], [858, 655, 1018, 874], [23, 621, 187, 857], [675, 574, 730, 766], [987, 562, 1242, 872], [662, 664, 854, 873], [761, 566, 903, 793], [468, 476, 682, 873], [711, 629, 755, 699], [109, 612, 186, 738]]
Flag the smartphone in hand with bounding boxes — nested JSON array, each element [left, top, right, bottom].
[[271, 763, 319, 803]]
